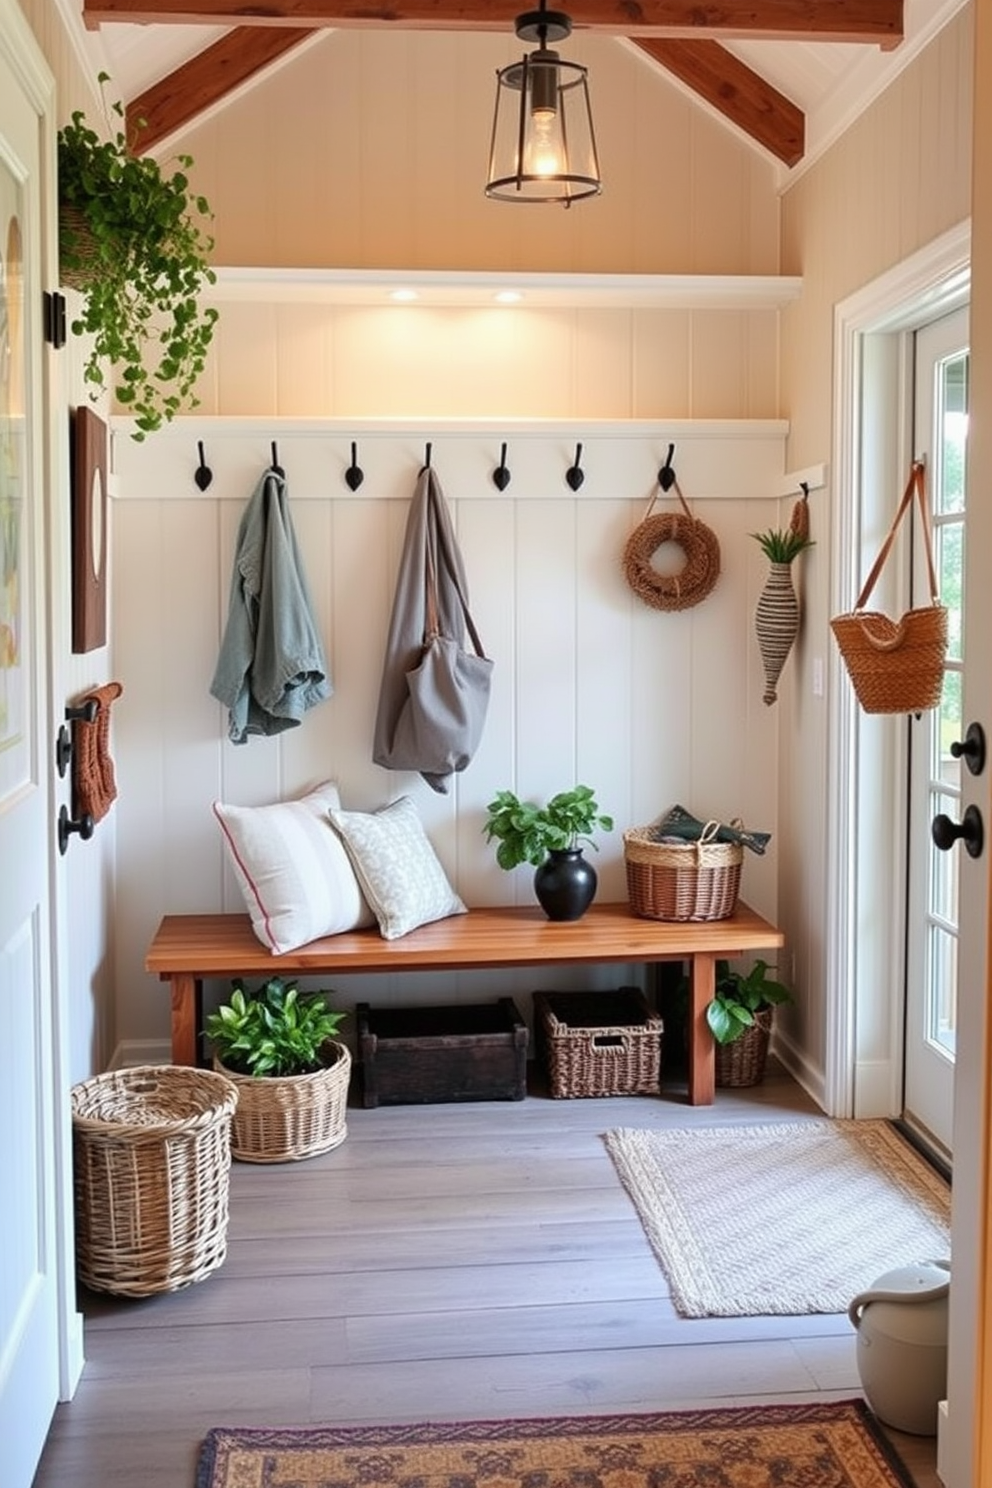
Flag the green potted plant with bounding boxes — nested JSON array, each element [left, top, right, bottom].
[[750, 528, 815, 565], [707, 958, 792, 1087], [204, 976, 351, 1162], [482, 785, 613, 921], [58, 74, 219, 439]]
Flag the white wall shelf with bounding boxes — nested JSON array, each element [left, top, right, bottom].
[[206, 267, 803, 312]]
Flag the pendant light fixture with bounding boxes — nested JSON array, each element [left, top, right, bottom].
[[485, 0, 601, 205]]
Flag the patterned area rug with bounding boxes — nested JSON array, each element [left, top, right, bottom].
[[604, 1118, 951, 1317], [195, 1403, 914, 1488]]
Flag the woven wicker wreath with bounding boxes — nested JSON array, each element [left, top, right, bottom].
[[622, 509, 721, 612]]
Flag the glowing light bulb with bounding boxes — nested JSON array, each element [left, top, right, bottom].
[[525, 106, 564, 178]]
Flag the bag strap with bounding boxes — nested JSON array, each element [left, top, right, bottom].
[[422, 472, 487, 657], [641, 476, 693, 523], [855, 461, 939, 610]]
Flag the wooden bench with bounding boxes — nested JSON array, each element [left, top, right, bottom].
[[146, 901, 784, 1105]]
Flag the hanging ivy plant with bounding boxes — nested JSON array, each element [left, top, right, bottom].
[[57, 74, 219, 439]]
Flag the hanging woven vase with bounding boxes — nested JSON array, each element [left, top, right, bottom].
[[755, 561, 799, 706]]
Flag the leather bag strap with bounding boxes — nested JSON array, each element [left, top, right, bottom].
[[855, 461, 939, 610]]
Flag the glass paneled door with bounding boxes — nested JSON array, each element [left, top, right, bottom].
[[904, 307, 969, 1160]]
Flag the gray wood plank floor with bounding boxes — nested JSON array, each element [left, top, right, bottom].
[[32, 1063, 940, 1487]]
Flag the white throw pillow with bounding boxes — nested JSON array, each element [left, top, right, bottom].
[[328, 795, 467, 941], [213, 781, 374, 953]]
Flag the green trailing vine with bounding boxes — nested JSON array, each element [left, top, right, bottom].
[[57, 74, 219, 439]]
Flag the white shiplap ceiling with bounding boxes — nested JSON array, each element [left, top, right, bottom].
[[64, 0, 967, 182]]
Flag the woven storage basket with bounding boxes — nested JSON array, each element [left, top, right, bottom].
[[714, 1007, 773, 1088], [59, 205, 100, 291], [624, 823, 743, 922], [534, 989, 662, 1099], [71, 1065, 237, 1298], [217, 1041, 351, 1163]]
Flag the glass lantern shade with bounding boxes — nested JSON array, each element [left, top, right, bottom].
[[485, 48, 601, 204]]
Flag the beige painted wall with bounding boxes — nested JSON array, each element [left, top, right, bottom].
[[181, 31, 780, 278], [774, 4, 974, 1080]]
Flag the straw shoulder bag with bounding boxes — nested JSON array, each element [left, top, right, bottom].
[[831, 461, 948, 715]]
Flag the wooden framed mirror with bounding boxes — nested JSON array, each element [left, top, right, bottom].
[[70, 405, 107, 653]]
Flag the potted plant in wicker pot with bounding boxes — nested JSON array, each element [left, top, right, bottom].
[[204, 977, 350, 1162], [482, 785, 613, 921], [707, 958, 793, 1087]]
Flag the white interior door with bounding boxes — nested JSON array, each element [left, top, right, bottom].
[[0, 24, 61, 1488], [904, 308, 969, 1159]]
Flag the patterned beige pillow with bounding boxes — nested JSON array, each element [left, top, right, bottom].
[[328, 795, 466, 940], [214, 781, 374, 953]]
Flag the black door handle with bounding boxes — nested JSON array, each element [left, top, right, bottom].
[[950, 722, 986, 776], [932, 804, 984, 859]]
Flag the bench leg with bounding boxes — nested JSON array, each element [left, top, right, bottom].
[[686, 952, 716, 1105], [170, 974, 201, 1066]]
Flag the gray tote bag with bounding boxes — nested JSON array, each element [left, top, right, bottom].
[[372, 466, 493, 793]]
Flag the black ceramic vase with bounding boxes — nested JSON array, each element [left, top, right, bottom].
[[534, 849, 597, 921]]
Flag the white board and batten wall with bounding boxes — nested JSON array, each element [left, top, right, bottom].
[[110, 415, 806, 1061]]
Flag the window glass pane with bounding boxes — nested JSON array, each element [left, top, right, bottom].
[[935, 671, 963, 788], [927, 923, 958, 1056], [937, 522, 963, 662], [929, 795, 959, 924], [937, 353, 967, 515]]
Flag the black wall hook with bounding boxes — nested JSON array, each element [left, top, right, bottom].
[[799, 480, 810, 499], [565, 442, 585, 491], [423, 442, 432, 471], [658, 443, 676, 492], [65, 699, 98, 724], [493, 442, 511, 491], [270, 441, 285, 477], [345, 441, 364, 491], [194, 440, 213, 491]]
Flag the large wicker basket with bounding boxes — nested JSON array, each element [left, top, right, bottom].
[[534, 989, 662, 1099], [714, 1008, 773, 1088], [624, 823, 743, 921], [217, 1041, 351, 1163], [71, 1065, 237, 1298]]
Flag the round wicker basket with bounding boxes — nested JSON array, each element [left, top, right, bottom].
[[217, 1041, 351, 1163], [71, 1065, 237, 1297], [623, 825, 742, 922]]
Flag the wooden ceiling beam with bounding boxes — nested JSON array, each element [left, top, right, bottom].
[[83, 0, 903, 47], [126, 27, 313, 152], [634, 38, 804, 166]]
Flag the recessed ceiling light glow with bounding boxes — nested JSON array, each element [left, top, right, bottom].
[[494, 290, 524, 304], [390, 288, 419, 303]]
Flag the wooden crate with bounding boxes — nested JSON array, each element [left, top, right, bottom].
[[357, 999, 528, 1107]]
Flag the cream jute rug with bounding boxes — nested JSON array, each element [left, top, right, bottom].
[[604, 1119, 951, 1317]]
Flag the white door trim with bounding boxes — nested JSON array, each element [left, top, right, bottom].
[[826, 219, 971, 1119], [0, 0, 84, 1409]]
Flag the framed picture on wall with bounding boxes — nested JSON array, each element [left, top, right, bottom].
[[70, 404, 107, 653]]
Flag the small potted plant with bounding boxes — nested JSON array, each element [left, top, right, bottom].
[[707, 958, 792, 1087], [58, 73, 219, 439], [482, 785, 613, 921], [204, 976, 350, 1162], [751, 524, 815, 706]]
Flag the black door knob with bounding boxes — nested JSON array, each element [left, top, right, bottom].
[[949, 722, 986, 777], [932, 804, 984, 859]]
